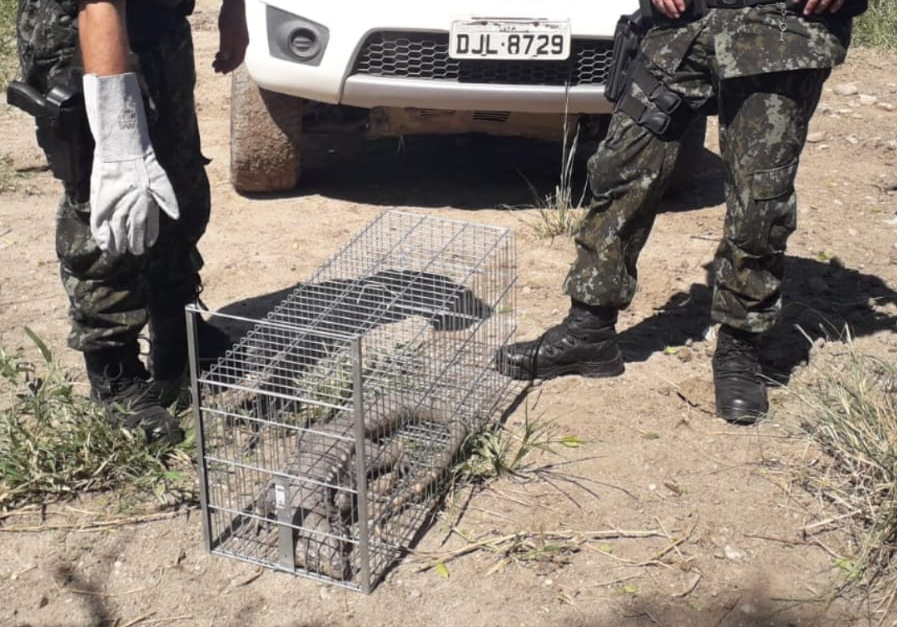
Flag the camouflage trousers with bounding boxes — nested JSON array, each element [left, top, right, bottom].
[[55, 17, 210, 352], [564, 32, 831, 333]]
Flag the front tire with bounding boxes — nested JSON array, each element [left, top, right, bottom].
[[229, 65, 303, 193]]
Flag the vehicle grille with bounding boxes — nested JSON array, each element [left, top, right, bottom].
[[351, 31, 613, 86]]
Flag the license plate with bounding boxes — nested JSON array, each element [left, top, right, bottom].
[[449, 19, 571, 61]]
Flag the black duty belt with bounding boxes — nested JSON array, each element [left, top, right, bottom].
[[705, 0, 784, 7], [702, 0, 868, 15], [643, 0, 868, 15]]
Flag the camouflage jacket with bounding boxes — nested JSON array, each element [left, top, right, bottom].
[[642, 4, 854, 79]]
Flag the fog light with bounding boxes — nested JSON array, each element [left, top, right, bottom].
[[289, 27, 321, 59], [266, 7, 329, 66]]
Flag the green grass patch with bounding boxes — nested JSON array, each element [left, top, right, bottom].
[[853, 0, 897, 50], [456, 411, 584, 483], [0, 329, 196, 512], [0, 0, 16, 89]]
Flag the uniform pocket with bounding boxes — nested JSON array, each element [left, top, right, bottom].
[[750, 160, 799, 201]]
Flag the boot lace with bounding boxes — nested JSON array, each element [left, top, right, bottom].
[[715, 332, 760, 376]]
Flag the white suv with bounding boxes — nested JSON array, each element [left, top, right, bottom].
[[231, 1, 702, 193]]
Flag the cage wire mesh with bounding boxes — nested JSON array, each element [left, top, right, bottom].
[[187, 210, 517, 592]]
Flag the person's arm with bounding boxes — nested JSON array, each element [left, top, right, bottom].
[[78, 0, 129, 75], [213, 0, 249, 74], [77, 0, 179, 257]]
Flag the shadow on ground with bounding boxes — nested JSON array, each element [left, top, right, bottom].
[[564, 590, 876, 627], [32, 559, 873, 627], [39, 554, 328, 627], [618, 255, 897, 383], [207, 251, 896, 388], [239, 133, 726, 213]]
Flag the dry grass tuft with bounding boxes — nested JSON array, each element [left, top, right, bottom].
[[790, 337, 897, 595]]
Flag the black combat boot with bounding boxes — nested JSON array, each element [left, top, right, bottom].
[[84, 345, 185, 444], [496, 301, 624, 381], [712, 325, 769, 424], [149, 310, 233, 408]]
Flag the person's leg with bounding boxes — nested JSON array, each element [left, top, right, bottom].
[[711, 68, 830, 423], [497, 108, 677, 380], [498, 28, 714, 381], [56, 195, 183, 443], [135, 18, 230, 402], [20, 0, 181, 442]]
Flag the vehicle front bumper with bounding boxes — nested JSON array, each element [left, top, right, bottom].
[[244, 0, 631, 115], [341, 77, 611, 115]]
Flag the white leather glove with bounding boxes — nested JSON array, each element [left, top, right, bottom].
[[83, 72, 179, 256]]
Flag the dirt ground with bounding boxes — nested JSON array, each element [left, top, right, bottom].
[[2, 3, 897, 625]]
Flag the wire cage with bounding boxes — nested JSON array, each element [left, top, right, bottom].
[[187, 211, 517, 592]]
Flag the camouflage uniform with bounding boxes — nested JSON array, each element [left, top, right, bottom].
[[17, 0, 209, 352], [564, 5, 853, 333]]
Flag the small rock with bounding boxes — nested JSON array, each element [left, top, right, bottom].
[[876, 102, 895, 112], [723, 545, 745, 561], [833, 83, 858, 96], [845, 135, 859, 146], [816, 144, 831, 151], [740, 602, 758, 615], [408, 589, 422, 599], [806, 131, 826, 143], [521, 286, 533, 295], [847, 228, 858, 237], [858, 94, 878, 106], [677, 347, 693, 363]]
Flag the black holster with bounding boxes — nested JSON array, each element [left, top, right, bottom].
[[6, 70, 93, 201], [606, 11, 647, 105], [605, 11, 685, 136]]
